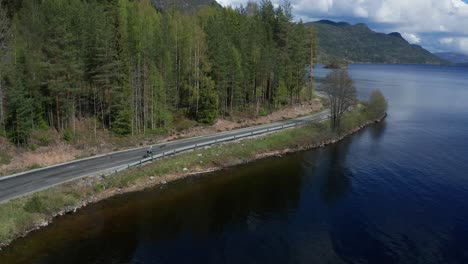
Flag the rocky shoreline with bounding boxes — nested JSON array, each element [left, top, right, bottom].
[[0, 113, 386, 251]]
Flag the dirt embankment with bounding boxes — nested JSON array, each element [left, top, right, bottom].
[[0, 100, 323, 176]]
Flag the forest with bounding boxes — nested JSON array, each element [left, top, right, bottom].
[[0, 0, 315, 145]]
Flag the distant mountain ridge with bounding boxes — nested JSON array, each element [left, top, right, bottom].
[[306, 20, 446, 65], [151, 0, 221, 12], [434, 52, 468, 64]]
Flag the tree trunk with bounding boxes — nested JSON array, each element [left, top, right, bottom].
[[0, 72, 4, 132], [309, 30, 314, 99], [56, 96, 60, 131]]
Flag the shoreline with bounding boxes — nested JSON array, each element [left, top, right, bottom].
[[0, 113, 386, 251]]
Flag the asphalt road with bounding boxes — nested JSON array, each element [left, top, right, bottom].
[[0, 109, 330, 204]]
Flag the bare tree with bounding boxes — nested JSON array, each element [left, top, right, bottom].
[[321, 69, 357, 130], [0, 4, 9, 133]]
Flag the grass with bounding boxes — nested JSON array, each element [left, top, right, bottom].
[[0, 106, 382, 246], [0, 185, 86, 243], [0, 152, 12, 166]]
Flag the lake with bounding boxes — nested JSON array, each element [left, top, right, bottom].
[[1, 64, 468, 263]]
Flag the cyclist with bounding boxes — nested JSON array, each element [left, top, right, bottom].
[[146, 145, 153, 157]]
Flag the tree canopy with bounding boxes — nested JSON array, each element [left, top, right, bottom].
[[0, 0, 314, 145], [321, 69, 357, 130]]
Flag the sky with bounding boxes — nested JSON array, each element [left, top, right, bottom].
[[217, 0, 468, 55]]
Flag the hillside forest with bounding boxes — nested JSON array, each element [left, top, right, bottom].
[[0, 0, 316, 145]]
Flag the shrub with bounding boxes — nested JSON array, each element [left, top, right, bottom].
[[39, 135, 52, 146], [259, 107, 269, 117], [94, 183, 105, 193], [23, 196, 44, 213], [63, 130, 73, 142], [30, 144, 38, 151], [0, 152, 12, 165], [367, 89, 388, 119], [175, 118, 196, 132]]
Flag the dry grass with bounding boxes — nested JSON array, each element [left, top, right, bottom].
[[2, 144, 82, 175]]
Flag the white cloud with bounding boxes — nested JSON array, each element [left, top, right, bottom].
[[439, 37, 468, 53], [439, 37, 454, 45], [402, 33, 421, 44]]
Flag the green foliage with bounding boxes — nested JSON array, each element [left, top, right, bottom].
[[259, 107, 269, 117], [29, 144, 38, 151], [94, 183, 105, 193], [321, 69, 357, 130], [63, 130, 73, 142], [23, 196, 44, 213], [367, 89, 388, 119], [174, 116, 197, 132], [6, 52, 34, 145], [0, 152, 12, 165], [2, 0, 312, 144], [39, 135, 52, 146], [197, 76, 218, 124]]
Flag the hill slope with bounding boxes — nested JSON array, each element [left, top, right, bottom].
[[151, 0, 221, 12], [306, 20, 446, 64], [434, 52, 468, 64]]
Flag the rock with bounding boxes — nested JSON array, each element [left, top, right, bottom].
[[39, 221, 49, 227], [64, 206, 75, 213], [197, 154, 203, 157], [150, 176, 155, 180], [183, 168, 188, 172], [160, 180, 167, 185]]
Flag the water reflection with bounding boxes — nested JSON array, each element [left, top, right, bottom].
[[369, 120, 387, 141], [1, 155, 305, 264], [319, 139, 353, 205]]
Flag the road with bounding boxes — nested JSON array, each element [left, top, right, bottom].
[[0, 109, 330, 204]]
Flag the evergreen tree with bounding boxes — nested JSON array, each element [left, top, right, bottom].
[[0, 0, 313, 143], [6, 52, 33, 145]]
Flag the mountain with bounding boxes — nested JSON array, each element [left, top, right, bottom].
[[306, 20, 446, 64], [151, 0, 221, 12], [434, 52, 468, 64]]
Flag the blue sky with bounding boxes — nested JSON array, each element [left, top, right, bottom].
[[218, 0, 468, 55]]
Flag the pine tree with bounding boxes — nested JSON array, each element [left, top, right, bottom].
[[6, 52, 33, 145]]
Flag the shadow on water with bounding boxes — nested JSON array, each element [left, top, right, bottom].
[[369, 119, 387, 141], [315, 137, 353, 205]]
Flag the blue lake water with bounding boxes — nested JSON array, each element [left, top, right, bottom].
[[1, 64, 468, 263]]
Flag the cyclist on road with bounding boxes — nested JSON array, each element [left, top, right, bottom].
[[146, 145, 153, 157]]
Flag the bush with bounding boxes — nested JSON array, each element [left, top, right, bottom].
[[39, 135, 52, 146], [367, 89, 388, 119], [23, 196, 44, 213], [174, 118, 196, 132], [63, 130, 73, 142], [30, 144, 38, 151], [94, 183, 105, 193], [259, 107, 269, 117], [0, 152, 12, 165]]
